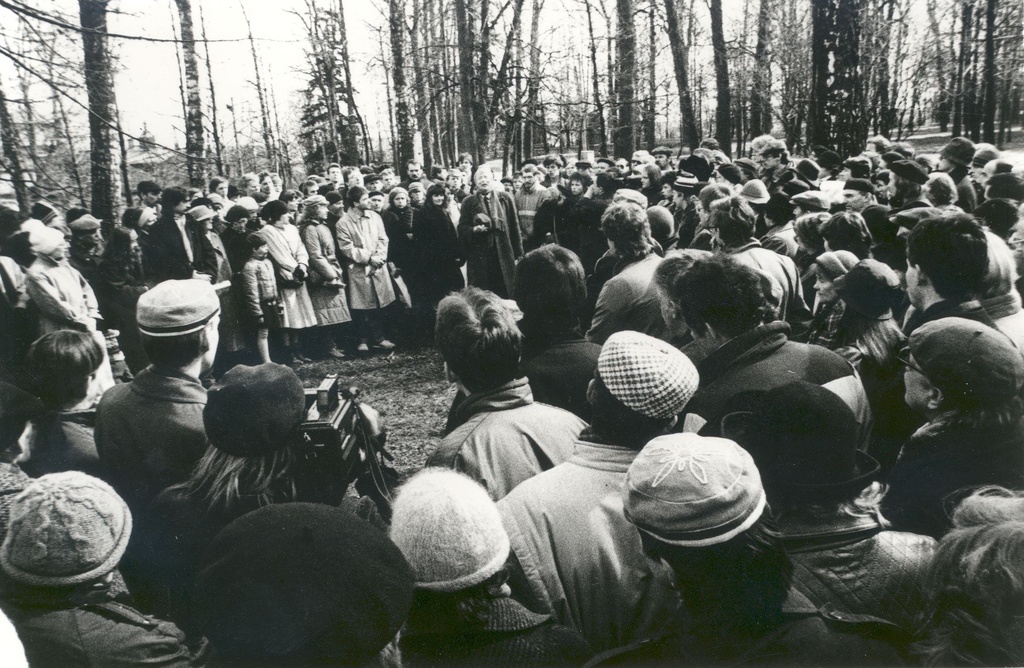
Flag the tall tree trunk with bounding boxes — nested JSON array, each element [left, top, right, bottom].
[[411, 0, 432, 167], [664, 0, 699, 149], [709, 0, 732, 154], [644, 3, 657, 148], [241, 7, 276, 166], [982, 0, 997, 142], [927, 0, 951, 132], [78, 0, 124, 221], [390, 0, 416, 166], [0, 74, 30, 214], [199, 4, 224, 176], [584, 0, 609, 157], [453, 0, 482, 162], [953, 0, 972, 136], [613, 0, 637, 157], [174, 0, 206, 187], [749, 0, 773, 138], [809, 0, 867, 156], [523, 0, 544, 159], [335, 0, 372, 163]]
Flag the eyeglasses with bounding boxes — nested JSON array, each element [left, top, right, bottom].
[[896, 347, 925, 375]]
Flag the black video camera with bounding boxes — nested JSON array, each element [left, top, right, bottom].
[[294, 374, 398, 517]]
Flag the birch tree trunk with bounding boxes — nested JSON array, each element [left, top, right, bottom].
[[982, 0, 997, 142], [0, 74, 30, 214], [79, 0, 124, 221], [174, 0, 206, 187]]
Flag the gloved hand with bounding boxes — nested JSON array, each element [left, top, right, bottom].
[[293, 266, 306, 282]]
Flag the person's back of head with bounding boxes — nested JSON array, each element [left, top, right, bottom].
[[710, 196, 757, 247], [25, 331, 104, 411], [671, 255, 772, 340], [1, 472, 131, 590], [981, 231, 1020, 301], [906, 214, 989, 302], [589, 331, 698, 448], [137, 279, 221, 373], [698, 183, 732, 213], [916, 521, 1024, 666], [986, 173, 1024, 203], [601, 202, 652, 259], [975, 198, 1019, 240], [623, 432, 791, 650], [951, 486, 1024, 528], [514, 246, 586, 343], [195, 502, 414, 666], [436, 288, 521, 394], [821, 211, 873, 258]]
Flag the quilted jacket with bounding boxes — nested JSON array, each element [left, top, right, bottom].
[[779, 514, 936, 631]]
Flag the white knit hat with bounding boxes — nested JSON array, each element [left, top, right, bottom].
[[389, 469, 509, 592]]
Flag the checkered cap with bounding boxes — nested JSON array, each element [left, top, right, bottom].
[[597, 331, 699, 419]]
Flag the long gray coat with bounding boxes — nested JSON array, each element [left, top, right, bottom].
[[336, 209, 396, 311], [458, 189, 523, 296]]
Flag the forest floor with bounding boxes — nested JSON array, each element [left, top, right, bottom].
[[292, 344, 454, 481]]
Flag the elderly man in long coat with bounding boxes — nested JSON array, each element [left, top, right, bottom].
[[458, 166, 523, 298], [336, 186, 396, 352]]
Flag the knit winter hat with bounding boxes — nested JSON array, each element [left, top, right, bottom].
[[195, 503, 414, 665], [679, 155, 713, 183], [187, 205, 214, 222], [303, 194, 329, 207], [834, 259, 902, 319], [890, 159, 929, 185], [940, 137, 976, 167], [28, 226, 65, 257], [972, 145, 1001, 168], [204, 363, 307, 457], [738, 179, 770, 205], [614, 189, 648, 208], [137, 279, 220, 337], [29, 202, 58, 224], [671, 172, 699, 193], [813, 250, 859, 281], [596, 331, 699, 420], [623, 433, 766, 547], [818, 150, 842, 171], [390, 469, 509, 592], [795, 159, 821, 182], [1, 472, 132, 587]]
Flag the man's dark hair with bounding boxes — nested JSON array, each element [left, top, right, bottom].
[[26, 330, 104, 409], [568, 172, 592, 190], [601, 203, 651, 259], [906, 214, 989, 301], [260, 199, 289, 223], [142, 329, 210, 370], [514, 246, 586, 345], [673, 255, 771, 338], [161, 186, 188, 211], [986, 173, 1024, 202], [710, 196, 756, 247], [975, 198, 1020, 240], [209, 177, 228, 192], [435, 288, 521, 393], [137, 180, 161, 196], [344, 185, 368, 209], [589, 375, 672, 449]]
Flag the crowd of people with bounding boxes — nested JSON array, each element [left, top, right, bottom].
[[0, 133, 1024, 665]]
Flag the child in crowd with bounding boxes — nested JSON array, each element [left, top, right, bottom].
[[239, 233, 278, 364]]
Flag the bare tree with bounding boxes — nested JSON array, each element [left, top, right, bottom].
[[173, 0, 206, 186], [708, 0, 731, 154], [390, 0, 415, 166], [613, 0, 637, 157], [663, 0, 699, 149], [78, 0, 124, 220], [749, 0, 773, 138], [809, 0, 867, 156], [0, 73, 30, 213]]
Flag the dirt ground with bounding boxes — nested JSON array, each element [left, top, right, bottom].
[[293, 344, 455, 481]]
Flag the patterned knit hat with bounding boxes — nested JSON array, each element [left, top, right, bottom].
[[1, 472, 132, 587], [623, 433, 766, 547], [597, 331, 699, 420], [389, 469, 509, 592], [137, 279, 220, 337]]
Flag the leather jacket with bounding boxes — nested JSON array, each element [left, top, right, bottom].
[[779, 513, 935, 631]]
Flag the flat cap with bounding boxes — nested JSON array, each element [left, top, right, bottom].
[[137, 279, 220, 337], [597, 331, 699, 419]]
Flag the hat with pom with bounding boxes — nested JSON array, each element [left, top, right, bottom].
[[1, 472, 131, 587], [597, 331, 700, 420], [389, 468, 509, 592]]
